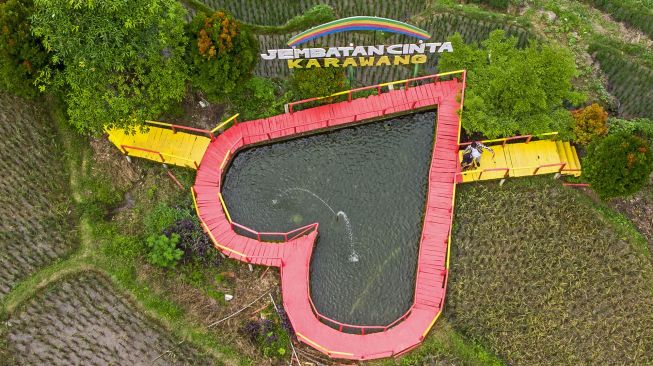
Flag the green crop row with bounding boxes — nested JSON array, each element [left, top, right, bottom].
[[193, 0, 426, 26], [586, 0, 653, 39], [589, 41, 653, 119]]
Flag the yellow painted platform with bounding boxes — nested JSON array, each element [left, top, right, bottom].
[[107, 124, 210, 169], [458, 139, 581, 183]]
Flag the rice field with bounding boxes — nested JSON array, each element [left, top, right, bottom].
[[589, 43, 653, 119], [447, 177, 653, 365], [4, 272, 214, 365], [196, 0, 426, 26], [0, 93, 76, 298]]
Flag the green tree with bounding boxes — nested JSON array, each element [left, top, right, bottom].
[[584, 133, 653, 198], [146, 233, 183, 268], [31, 0, 188, 134], [288, 67, 348, 101], [187, 10, 257, 102], [0, 0, 49, 97], [439, 30, 584, 138]]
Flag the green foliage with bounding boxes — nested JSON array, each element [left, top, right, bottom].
[[0, 0, 49, 98], [188, 10, 258, 102], [572, 103, 608, 145], [439, 30, 584, 138], [247, 4, 336, 34], [607, 117, 653, 140], [587, 0, 653, 40], [288, 66, 348, 101], [31, 0, 188, 134], [143, 203, 191, 236], [229, 77, 285, 120], [584, 133, 653, 198], [467, 0, 511, 11], [146, 233, 183, 268]]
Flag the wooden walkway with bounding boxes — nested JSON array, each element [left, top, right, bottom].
[[457, 139, 582, 182], [107, 123, 211, 169], [193, 77, 463, 360]]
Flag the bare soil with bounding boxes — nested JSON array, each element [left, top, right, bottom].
[[611, 184, 653, 248], [4, 272, 215, 365]]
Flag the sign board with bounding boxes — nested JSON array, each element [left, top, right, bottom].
[[260, 16, 453, 69]]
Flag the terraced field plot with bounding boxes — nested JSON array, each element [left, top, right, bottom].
[[197, 0, 426, 26], [0, 93, 75, 298], [5, 272, 214, 365], [448, 178, 653, 365]]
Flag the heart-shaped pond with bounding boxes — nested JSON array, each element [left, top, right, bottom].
[[222, 112, 435, 326]]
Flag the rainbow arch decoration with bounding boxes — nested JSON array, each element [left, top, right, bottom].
[[287, 16, 431, 47]]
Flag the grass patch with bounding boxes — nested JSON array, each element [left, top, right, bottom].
[[375, 318, 503, 366], [448, 177, 653, 365]]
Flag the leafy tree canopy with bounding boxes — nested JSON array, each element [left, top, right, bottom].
[[188, 10, 258, 102], [584, 133, 653, 198], [31, 0, 188, 134], [0, 0, 49, 98], [439, 30, 585, 138]]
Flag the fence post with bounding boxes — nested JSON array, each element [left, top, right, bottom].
[[377, 85, 381, 95], [348, 90, 352, 102], [171, 125, 177, 134], [405, 80, 409, 91]]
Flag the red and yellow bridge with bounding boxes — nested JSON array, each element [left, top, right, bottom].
[[107, 71, 581, 360]]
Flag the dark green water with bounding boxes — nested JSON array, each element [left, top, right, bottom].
[[222, 112, 435, 325]]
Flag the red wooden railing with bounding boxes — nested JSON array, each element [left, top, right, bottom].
[[231, 222, 319, 242], [120, 144, 200, 168], [287, 70, 464, 113]]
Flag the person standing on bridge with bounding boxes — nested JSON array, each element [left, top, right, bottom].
[[461, 141, 495, 170]]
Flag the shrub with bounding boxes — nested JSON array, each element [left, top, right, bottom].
[[31, 0, 188, 134], [607, 117, 653, 140], [0, 0, 49, 98], [572, 103, 608, 145], [146, 233, 183, 268], [163, 218, 218, 264], [229, 77, 285, 120], [439, 30, 584, 138], [239, 315, 291, 359], [584, 133, 653, 198], [188, 10, 258, 102], [288, 66, 348, 102]]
